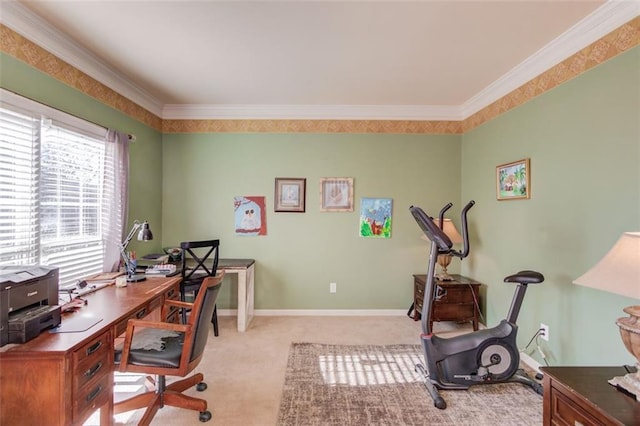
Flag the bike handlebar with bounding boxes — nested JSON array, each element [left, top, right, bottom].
[[409, 200, 475, 259]]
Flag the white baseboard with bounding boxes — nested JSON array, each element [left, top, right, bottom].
[[520, 351, 542, 374], [217, 309, 407, 317]]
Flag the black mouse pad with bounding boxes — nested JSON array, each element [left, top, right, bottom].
[[50, 314, 103, 333]]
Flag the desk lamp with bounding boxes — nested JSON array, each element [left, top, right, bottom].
[[573, 232, 640, 398], [120, 220, 153, 282], [432, 218, 463, 281]]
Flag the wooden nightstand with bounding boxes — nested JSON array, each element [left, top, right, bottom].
[[541, 366, 640, 425], [411, 274, 481, 331]]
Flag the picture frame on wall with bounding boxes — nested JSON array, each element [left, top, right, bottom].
[[359, 198, 392, 238], [496, 158, 530, 200], [319, 177, 354, 212], [274, 178, 306, 212]]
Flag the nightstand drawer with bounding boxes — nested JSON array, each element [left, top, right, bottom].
[[433, 303, 474, 321], [436, 287, 474, 304], [412, 274, 481, 330], [541, 366, 635, 426], [551, 390, 600, 426]]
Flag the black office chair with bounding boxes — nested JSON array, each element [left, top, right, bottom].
[[180, 239, 220, 336], [114, 273, 224, 425]]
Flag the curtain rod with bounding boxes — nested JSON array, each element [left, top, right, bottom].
[[2, 88, 136, 142]]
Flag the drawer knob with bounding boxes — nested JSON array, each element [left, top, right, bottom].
[[136, 308, 146, 319]]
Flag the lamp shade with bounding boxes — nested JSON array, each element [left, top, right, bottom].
[[137, 221, 153, 241], [433, 218, 463, 244], [573, 232, 640, 299]]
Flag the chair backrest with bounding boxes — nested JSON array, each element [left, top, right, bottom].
[[180, 239, 220, 283], [187, 273, 224, 363]]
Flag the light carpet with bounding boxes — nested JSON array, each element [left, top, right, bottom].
[[276, 343, 542, 426]]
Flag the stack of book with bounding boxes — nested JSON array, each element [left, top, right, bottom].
[[144, 264, 178, 276]]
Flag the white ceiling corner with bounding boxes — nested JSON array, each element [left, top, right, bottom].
[[2, 1, 638, 121]]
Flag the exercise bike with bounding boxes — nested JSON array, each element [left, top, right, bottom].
[[409, 201, 544, 409]]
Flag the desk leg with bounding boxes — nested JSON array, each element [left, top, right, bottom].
[[236, 265, 255, 332], [100, 401, 114, 426]]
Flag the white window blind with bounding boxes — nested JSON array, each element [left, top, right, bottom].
[[0, 90, 120, 287]]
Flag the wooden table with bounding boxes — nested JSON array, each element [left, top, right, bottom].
[[178, 258, 256, 332], [541, 366, 640, 425], [0, 276, 181, 426], [218, 258, 255, 332], [412, 274, 481, 331]]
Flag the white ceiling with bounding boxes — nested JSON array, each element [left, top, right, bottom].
[[3, 1, 638, 119]]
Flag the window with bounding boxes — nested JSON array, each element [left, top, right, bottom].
[[0, 90, 123, 287]]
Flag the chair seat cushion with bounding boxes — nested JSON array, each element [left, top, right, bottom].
[[114, 331, 185, 368]]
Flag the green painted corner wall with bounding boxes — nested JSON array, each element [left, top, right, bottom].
[[161, 132, 461, 310], [461, 46, 640, 366], [0, 53, 165, 255]]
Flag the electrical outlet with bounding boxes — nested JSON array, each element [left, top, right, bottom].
[[540, 323, 549, 342], [330, 282, 337, 293]]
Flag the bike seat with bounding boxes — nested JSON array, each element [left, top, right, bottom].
[[504, 270, 544, 284]]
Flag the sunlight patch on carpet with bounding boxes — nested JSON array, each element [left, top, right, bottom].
[[319, 352, 422, 386]]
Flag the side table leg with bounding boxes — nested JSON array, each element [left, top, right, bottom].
[[245, 264, 254, 330], [237, 269, 247, 332]]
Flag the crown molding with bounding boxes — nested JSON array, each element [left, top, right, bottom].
[[2, 1, 637, 121], [0, 1, 165, 117], [461, 0, 640, 118], [162, 103, 464, 120]]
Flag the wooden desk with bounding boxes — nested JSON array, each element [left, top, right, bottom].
[[412, 274, 481, 331], [218, 259, 255, 332], [0, 276, 181, 426], [541, 366, 640, 425]]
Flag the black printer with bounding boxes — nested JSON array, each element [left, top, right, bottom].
[[0, 265, 61, 346]]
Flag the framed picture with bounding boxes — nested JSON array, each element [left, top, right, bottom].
[[234, 196, 267, 235], [359, 198, 392, 238], [274, 178, 306, 212], [496, 158, 530, 200], [320, 177, 354, 212]]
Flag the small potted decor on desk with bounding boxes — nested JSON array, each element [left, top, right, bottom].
[[163, 247, 182, 262]]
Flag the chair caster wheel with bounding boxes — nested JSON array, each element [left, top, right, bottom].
[[196, 382, 207, 391], [199, 410, 212, 422]]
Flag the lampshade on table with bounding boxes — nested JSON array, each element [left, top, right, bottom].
[[574, 232, 640, 398]]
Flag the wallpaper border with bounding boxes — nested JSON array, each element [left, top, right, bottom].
[[1, 16, 638, 135]]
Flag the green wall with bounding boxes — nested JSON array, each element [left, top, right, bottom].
[[461, 46, 640, 366], [162, 133, 461, 310], [0, 53, 165, 255]]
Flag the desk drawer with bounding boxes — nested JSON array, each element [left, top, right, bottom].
[[74, 344, 111, 391], [73, 373, 111, 423], [115, 302, 151, 336], [164, 284, 179, 301], [164, 282, 181, 323], [73, 330, 111, 365]]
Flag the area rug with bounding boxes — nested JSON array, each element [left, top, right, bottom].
[[276, 343, 542, 426]]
